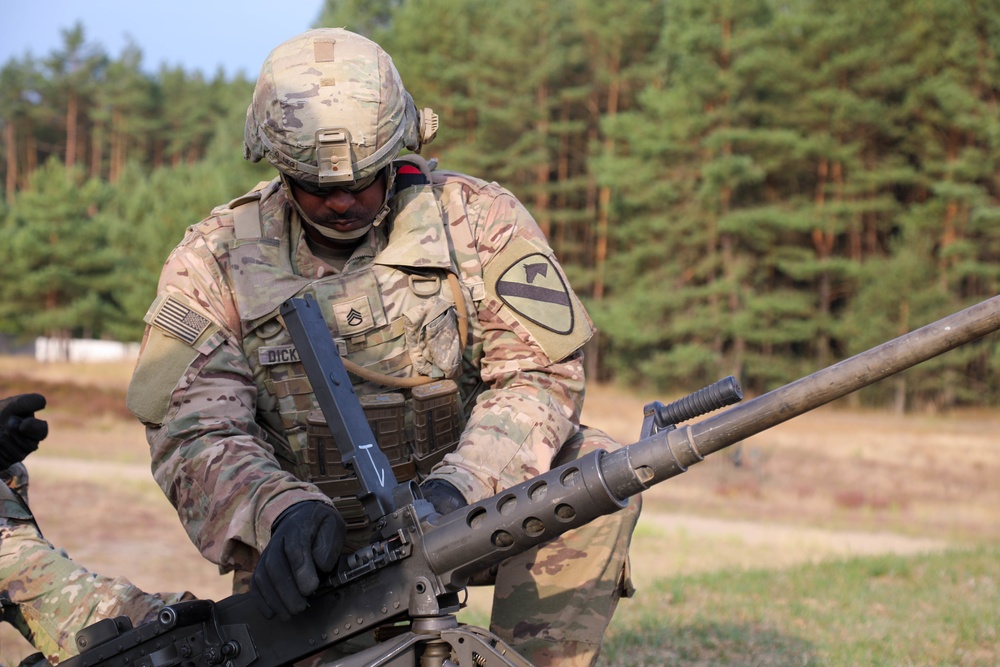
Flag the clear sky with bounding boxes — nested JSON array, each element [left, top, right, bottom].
[[0, 0, 326, 79]]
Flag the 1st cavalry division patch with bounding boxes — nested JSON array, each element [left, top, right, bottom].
[[485, 237, 593, 361], [496, 252, 574, 333]]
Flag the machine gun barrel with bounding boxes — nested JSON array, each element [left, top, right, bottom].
[[62, 295, 1000, 667]]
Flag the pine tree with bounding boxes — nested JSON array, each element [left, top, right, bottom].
[[0, 57, 43, 199], [0, 160, 117, 346], [43, 23, 107, 172]]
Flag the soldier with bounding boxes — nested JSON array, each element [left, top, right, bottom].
[[0, 393, 192, 665], [126, 28, 640, 667]]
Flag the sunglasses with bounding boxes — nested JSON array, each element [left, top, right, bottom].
[[290, 171, 382, 197]]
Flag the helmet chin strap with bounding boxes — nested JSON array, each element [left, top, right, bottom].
[[280, 169, 394, 242]]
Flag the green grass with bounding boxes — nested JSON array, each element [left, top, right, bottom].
[[597, 546, 1000, 666]]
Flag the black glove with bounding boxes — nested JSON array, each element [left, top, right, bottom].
[[0, 393, 48, 469], [420, 478, 468, 516], [250, 501, 346, 620]]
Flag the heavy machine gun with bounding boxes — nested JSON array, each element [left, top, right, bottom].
[[60, 294, 1000, 667]]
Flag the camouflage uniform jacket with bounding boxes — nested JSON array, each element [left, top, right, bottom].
[[127, 166, 595, 577]]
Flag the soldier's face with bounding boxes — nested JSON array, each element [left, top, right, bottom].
[[288, 173, 387, 246]]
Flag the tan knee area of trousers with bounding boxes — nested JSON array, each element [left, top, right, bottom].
[[490, 494, 640, 648], [487, 426, 640, 666], [513, 638, 602, 667]]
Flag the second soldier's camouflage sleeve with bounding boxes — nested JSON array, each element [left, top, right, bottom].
[[128, 221, 328, 575], [1, 466, 193, 664], [429, 189, 594, 503]]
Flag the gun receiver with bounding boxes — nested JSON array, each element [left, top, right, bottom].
[[61, 294, 1000, 667]]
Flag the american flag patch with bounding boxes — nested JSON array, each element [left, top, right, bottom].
[[152, 297, 211, 345]]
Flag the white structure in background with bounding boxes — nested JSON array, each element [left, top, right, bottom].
[[34, 337, 140, 363]]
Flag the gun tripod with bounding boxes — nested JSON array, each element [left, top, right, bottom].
[[318, 612, 532, 667]]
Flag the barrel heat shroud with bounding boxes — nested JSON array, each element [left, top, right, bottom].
[[420, 444, 628, 589]]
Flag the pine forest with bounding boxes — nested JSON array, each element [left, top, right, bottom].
[[1, 0, 999, 410]]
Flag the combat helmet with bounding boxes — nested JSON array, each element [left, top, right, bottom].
[[244, 28, 438, 189]]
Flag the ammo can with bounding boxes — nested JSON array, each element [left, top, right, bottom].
[[305, 392, 416, 528], [411, 379, 461, 475]]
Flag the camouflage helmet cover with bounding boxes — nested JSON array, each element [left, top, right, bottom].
[[244, 28, 436, 185]]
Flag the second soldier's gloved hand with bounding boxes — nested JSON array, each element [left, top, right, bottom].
[[250, 500, 346, 620], [0, 393, 48, 469], [420, 478, 468, 516]]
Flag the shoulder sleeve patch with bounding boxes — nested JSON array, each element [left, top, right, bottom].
[[147, 295, 212, 346], [484, 236, 594, 362], [130, 295, 225, 424]]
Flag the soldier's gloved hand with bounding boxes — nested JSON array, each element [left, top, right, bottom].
[[0, 393, 48, 469], [420, 478, 468, 516], [250, 500, 345, 621]]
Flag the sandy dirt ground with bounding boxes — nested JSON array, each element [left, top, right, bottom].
[[2, 359, 999, 663]]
